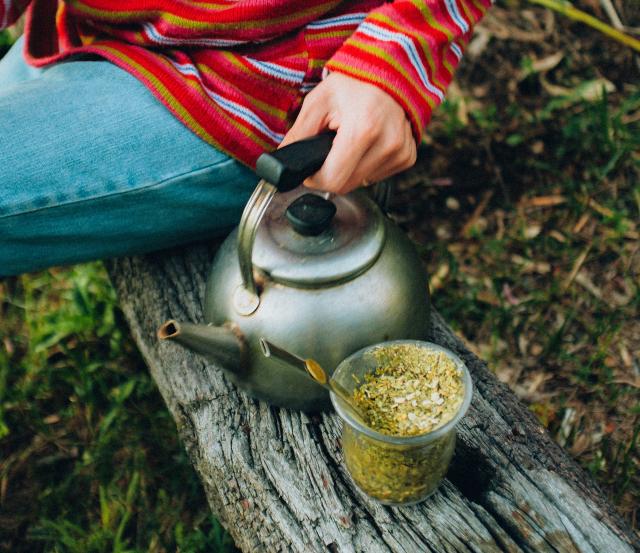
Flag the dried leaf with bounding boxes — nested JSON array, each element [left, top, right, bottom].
[[588, 198, 615, 218], [524, 224, 542, 239], [466, 26, 492, 59], [573, 213, 591, 234], [461, 190, 494, 237], [429, 263, 450, 292], [502, 283, 521, 306], [540, 75, 616, 102], [446, 197, 460, 210], [574, 270, 604, 300], [562, 244, 592, 292], [517, 52, 564, 80], [557, 407, 577, 447], [476, 289, 501, 306], [523, 195, 567, 208], [612, 378, 640, 389], [618, 344, 633, 368], [511, 254, 552, 274], [550, 230, 567, 243]]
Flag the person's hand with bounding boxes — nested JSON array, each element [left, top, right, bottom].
[[280, 72, 417, 194]]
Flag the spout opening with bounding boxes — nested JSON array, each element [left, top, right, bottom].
[[158, 320, 180, 340]]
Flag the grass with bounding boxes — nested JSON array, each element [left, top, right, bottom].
[[0, 31, 13, 57], [1, 0, 639, 547], [0, 265, 238, 552]]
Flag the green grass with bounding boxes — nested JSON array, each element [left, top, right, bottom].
[[0, 31, 13, 56], [0, 265, 238, 552]]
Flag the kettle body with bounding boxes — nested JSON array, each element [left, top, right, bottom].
[[203, 190, 430, 411], [159, 133, 430, 412]]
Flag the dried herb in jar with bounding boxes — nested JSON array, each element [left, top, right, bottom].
[[353, 345, 464, 436], [343, 424, 456, 504], [342, 343, 465, 505]]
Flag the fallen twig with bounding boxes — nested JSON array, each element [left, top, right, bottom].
[[562, 243, 592, 292], [522, 195, 567, 208], [600, 0, 624, 31], [460, 190, 494, 237], [528, 0, 640, 52]]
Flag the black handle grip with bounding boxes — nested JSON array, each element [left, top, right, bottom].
[[255, 131, 336, 192]]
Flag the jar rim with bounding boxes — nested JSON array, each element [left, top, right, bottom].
[[330, 340, 474, 446]]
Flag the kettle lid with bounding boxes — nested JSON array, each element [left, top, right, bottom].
[[252, 188, 386, 286]]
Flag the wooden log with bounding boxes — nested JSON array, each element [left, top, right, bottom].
[[105, 245, 639, 553]]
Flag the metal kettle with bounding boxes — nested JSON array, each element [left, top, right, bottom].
[[158, 133, 430, 411]]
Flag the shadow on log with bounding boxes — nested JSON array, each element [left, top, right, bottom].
[[106, 245, 638, 553]]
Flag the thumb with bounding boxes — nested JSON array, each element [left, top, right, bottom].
[[280, 93, 331, 147]]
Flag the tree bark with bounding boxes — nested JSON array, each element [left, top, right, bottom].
[[106, 246, 638, 553]]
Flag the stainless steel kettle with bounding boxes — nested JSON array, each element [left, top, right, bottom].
[[158, 133, 430, 411]]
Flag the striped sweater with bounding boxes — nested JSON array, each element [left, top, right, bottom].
[[1, 1, 492, 167]]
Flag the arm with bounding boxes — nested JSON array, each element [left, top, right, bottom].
[[1, 0, 31, 30], [282, 0, 493, 194]]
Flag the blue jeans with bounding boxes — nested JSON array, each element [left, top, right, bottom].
[[0, 38, 259, 276]]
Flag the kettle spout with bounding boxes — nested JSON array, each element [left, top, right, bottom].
[[158, 320, 245, 373]]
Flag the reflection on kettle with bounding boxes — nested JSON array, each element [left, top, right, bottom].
[[158, 133, 431, 412]]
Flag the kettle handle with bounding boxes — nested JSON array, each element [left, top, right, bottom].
[[235, 180, 275, 314], [255, 131, 336, 192], [234, 133, 336, 314]]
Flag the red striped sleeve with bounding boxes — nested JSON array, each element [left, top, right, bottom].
[[0, 0, 30, 29], [325, 0, 493, 141], [17, 0, 493, 168], [65, 0, 342, 42]]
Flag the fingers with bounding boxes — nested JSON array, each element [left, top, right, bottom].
[[362, 119, 417, 184], [280, 89, 330, 148], [304, 124, 375, 193], [306, 115, 416, 194], [279, 73, 419, 194]]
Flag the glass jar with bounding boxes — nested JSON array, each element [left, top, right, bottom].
[[330, 340, 473, 506]]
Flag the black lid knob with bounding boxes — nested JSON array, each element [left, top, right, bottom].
[[285, 193, 337, 236]]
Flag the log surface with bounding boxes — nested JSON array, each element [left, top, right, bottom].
[[106, 246, 638, 553]]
